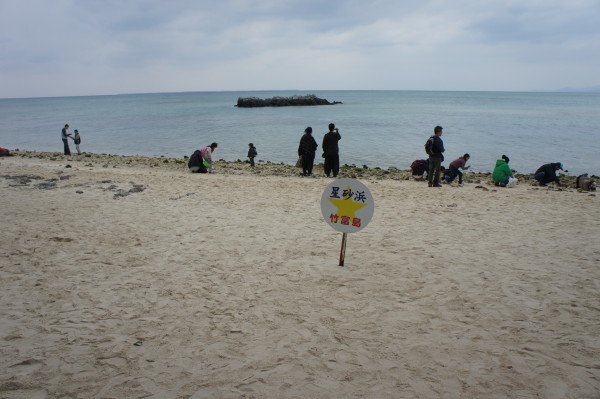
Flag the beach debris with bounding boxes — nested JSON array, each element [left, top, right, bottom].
[[447, 203, 458, 207], [133, 341, 143, 346], [475, 185, 489, 191], [129, 184, 145, 193], [50, 237, 73, 242], [169, 192, 196, 200], [110, 183, 146, 199], [76, 190, 83, 194], [34, 181, 57, 190], [2, 174, 45, 186]]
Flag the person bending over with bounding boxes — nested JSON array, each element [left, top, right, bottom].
[[535, 162, 563, 186], [445, 153, 470, 185]]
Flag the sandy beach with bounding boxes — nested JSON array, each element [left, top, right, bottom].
[[1, 152, 599, 399]]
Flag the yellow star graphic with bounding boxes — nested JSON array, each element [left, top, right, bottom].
[[328, 185, 368, 219]]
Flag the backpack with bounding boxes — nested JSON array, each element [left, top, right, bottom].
[[425, 136, 435, 155]]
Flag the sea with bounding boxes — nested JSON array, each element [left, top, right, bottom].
[[1, 90, 599, 176]]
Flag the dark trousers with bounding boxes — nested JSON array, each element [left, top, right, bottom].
[[62, 139, 71, 155], [302, 154, 315, 176], [446, 165, 463, 184], [189, 163, 207, 173], [249, 157, 255, 167], [428, 157, 441, 185], [324, 153, 339, 177], [535, 172, 547, 184]]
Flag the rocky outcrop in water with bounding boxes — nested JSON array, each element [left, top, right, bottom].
[[236, 94, 342, 108]]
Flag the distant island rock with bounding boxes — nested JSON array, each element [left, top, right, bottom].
[[236, 94, 342, 108]]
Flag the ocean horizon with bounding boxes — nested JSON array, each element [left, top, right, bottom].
[[1, 90, 599, 176]]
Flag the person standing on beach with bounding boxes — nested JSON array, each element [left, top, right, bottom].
[[298, 126, 318, 177], [201, 142, 218, 173], [61, 124, 72, 155], [534, 162, 563, 186], [322, 123, 341, 177], [72, 129, 82, 155], [426, 126, 445, 187], [247, 143, 257, 167], [444, 153, 470, 185]]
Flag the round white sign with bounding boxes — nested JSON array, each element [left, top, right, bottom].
[[320, 178, 374, 234]]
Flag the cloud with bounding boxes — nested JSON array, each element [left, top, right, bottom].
[[0, 0, 599, 97]]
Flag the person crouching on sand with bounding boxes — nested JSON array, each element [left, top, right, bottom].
[[188, 142, 218, 173], [492, 155, 514, 187], [535, 162, 563, 186]]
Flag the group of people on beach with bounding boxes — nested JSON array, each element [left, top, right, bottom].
[[60, 124, 82, 155], [187, 122, 342, 177], [414, 125, 565, 188], [297, 123, 342, 177], [61, 122, 569, 187]]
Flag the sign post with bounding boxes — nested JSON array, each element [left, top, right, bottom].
[[320, 178, 374, 266], [339, 232, 348, 266]]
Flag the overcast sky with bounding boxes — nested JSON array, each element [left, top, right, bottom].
[[1, 0, 599, 98]]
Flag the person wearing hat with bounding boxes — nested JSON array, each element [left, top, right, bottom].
[[534, 162, 563, 186], [61, 124, 72, 155], [298, 126, 318, 177]]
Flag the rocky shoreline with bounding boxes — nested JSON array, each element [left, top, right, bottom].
[[6, 150, 593, 191]]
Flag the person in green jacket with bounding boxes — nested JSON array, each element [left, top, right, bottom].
[[492, 155, 514, 186]]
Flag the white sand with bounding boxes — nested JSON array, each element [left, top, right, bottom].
[[1, 155, 599, 398]]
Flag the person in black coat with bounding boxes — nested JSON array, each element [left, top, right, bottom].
[[298, 126, 318, 176], [535, 162, 563, 186], [322, 123, 341, 177]]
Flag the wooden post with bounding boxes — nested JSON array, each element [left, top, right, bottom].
[[339, 232, 347, 266]]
